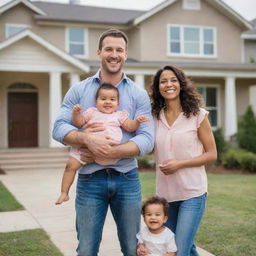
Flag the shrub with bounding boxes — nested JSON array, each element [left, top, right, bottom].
[[213, 128, 228, 163], [237, 105, 256, 153], [222, 148, 256, 172], [137, 154, 155, 169]]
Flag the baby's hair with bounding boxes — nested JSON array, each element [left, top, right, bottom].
[[141, 195, 169, 216], [95, 83, 119, 101]]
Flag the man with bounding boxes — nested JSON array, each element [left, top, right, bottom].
[[53, 29, 154, 256]]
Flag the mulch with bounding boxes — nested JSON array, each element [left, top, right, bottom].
[[139, 164, 255, 175]]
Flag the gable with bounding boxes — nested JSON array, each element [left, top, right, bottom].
[[0, 37, 79, 72], [0, 30, 89, 72], [133, 0, 252, 31]]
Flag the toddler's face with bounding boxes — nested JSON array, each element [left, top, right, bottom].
[[143, 203, 167, 234], [96, 89, 119, 114]]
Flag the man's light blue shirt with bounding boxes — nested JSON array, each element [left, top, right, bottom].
[[52, 70, 154, 174]]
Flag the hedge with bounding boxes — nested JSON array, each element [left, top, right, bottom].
[[222, 148, 256, 172]]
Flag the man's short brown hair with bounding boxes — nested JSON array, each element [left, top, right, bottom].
[[98, 28, 128, 50]]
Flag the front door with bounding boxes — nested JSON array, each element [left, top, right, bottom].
[[8, 92, 38, 147]]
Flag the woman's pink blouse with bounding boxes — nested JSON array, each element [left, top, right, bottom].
[[154, 108, 209, 202]]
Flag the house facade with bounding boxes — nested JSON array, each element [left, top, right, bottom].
[[0, 0, 256, 148]]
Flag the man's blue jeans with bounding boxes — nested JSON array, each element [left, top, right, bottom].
[[166, 193, 207, 256], [75, 168, 141, 256]]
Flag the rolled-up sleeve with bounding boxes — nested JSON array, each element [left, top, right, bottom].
[[130, 90, 155, 156], [52, 84, 80, 144]]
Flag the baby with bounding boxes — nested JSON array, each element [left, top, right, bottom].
[[56, 82, 149, 204], [137, 196, 177, 256]]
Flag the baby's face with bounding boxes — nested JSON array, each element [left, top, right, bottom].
[[96, 89, 119, 114], [143, 203, 168, 234]]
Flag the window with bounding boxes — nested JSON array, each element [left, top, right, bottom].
[[183, 0, 201, 10], [67, 28, 88, 58], [168, 25, 216, 57], [197, 86, 219, 128], [5, 24, 27, 38]]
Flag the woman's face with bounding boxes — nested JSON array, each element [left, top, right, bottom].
[[159, 70, 181, 101]]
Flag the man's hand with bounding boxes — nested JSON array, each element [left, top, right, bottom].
[[82, 123, 119, 158]]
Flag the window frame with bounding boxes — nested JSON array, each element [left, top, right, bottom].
[[66, 27, 88, 58], [196, 84, 220, 129], [167, 24, 217, 58], [5, 24, 28, 38]]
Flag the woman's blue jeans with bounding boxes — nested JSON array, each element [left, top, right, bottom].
[[75, 168, 141, 256], [166, 193, 207, 256]]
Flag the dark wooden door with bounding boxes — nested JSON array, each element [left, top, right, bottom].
[[8, 92, 38, 147]]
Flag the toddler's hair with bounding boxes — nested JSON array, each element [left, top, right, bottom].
[[95, 83, 119, 101], [141, 195, 169, 216]]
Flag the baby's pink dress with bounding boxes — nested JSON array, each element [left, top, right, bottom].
[[70, 107, 129, 165], [154, 108, 209, 202]]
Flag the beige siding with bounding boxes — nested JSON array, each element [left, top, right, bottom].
[[128, 28, 141, 60], [0, 38, 78, 72], [236, 79, 256, 116], [138, 0, 243, 63], [0, 4, 35, 42]]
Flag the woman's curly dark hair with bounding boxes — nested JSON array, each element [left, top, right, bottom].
[[151, 65, 202, 119]]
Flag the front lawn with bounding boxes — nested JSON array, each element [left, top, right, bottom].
[[0, 229, 63, 256], [0, 181, 24, 212], [139, 172, 256, 256]]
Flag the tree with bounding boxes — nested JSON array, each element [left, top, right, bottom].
[[237, 105, 256, 153]]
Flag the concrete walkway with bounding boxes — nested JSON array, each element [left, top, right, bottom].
[[0, 169, 214, 256]]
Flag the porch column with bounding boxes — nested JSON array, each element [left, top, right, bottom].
[[134, 74, 145, 89], [224, 76, 237, 140], [49, 71, 62, 147], [249, 85, 256, 114], [69, 73, 80, 88]]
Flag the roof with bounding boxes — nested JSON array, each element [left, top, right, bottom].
[[0, 0, 46, 15], [0, 0, 252, 31], [86, 59, 256, 72], [33, 1, 144, 25], [0, 29, 89, 72]]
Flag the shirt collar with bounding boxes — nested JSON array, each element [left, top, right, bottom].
[[92, 69, 128, 85]]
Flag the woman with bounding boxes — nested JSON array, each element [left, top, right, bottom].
[[151, 65, 217, 256]]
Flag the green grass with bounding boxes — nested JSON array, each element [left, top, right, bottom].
[[139, 172, 256, 256], [0, 181, 24, 212], [0, 229, 63, 256]]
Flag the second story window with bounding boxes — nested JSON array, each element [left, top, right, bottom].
[[67, 28, 88, 58], [168, 25, 216, 57], [5, 24, 27, 38]]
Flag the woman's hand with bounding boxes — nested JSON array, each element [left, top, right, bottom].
[[159, 159, 183, 175]]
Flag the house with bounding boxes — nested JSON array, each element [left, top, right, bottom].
[[0, 0, 256, 148]]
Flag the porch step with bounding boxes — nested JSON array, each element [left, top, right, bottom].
[[0, 147, 69, 171]]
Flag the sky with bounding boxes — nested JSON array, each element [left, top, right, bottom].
[[1, 0, 256, 21]]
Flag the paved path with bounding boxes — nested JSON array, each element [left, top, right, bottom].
[[0, 169, 214, 256]]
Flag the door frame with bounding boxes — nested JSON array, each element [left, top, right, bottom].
[[7, 83, 38, 148]]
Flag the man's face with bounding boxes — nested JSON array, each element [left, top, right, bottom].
[[97, 36, 127, 75]]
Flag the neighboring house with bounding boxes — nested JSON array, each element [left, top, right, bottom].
[[0, 0, 256, 148]]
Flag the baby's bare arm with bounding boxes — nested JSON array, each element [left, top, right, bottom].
[[72, 104, 86, 127], [121, 115, 150, 132]]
